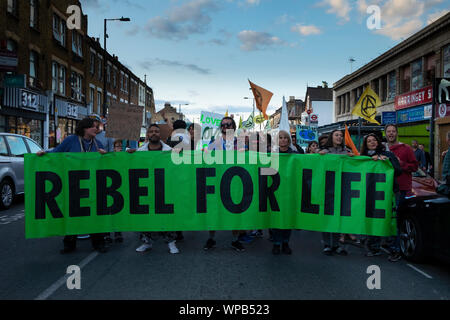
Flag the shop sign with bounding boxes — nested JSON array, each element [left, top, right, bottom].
[[382, 112, 397, 125], [395, 86, 433, 110], [397, 104, 432, 124], [67, 104, 78, 119], [20, 90, 38, 111], [4, 74, 26, 88], [436, 103, 450, 118]]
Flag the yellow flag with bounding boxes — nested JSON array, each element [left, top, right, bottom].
[[352, 86, 381, 125], [225, 110, 229, 117]]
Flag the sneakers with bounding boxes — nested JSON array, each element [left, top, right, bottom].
[[388, 252, 402, 262], [250, 230, 263, 238], [136, 242, 152, 253], [334, 246, 348, 256], [114, 233, 124, 243], [322, 246, 333, 256], [272, 244, 281, 255], [104, 235, 113, 244], [231, 240, 245, 252], [204, 238, 216, 251], [168, 241, 179, 254], [238, 234, 254, 243], [366, 250, 382, 257], [282, 243, 292, 255]]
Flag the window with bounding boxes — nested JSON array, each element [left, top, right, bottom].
[[90, 52, 95, 74], [53, 14, 66, 47], [388, 71, 396, 101], [70, 71, 83, 102], [5, 136, 28, 157], [443, 44, 450, 78], [113, 69, 117, 88], [26, 139, 42, 153], [0, 137, 9, 156], [52, 62, 66, 95], [424, 54, 436, 86], [7, 0, 17, 15], [97, 92, 102, 114], [72, 32, 83, 57], [29, 51, 38, 82], [411, 59, 423, 91], [30, 0, 39, 29], [107, 63, 111, 84], [98, 57, 103, 80], [6, 39, 17, 53], [401, 65, 411, 93]]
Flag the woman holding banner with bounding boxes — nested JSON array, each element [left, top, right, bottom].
[[271, 130, 297, 255], [36, 117, 109, 254], [306, 141, 319, 154], [319, 130, 354, 256], [360, 133, 402, 257]]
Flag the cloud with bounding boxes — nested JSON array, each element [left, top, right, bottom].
[[318, 0, 352, 22], [375, 18, 423, 40], [427, 9, 449, 24], [145, 0, 219, 40], [291, 24, 322, 36], [139, 59, 211, 75], [237, 30, 284, 51]]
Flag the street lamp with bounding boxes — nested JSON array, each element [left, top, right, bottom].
[[244, 97, 255, 115], [179, 103, 189, 120], [103, 16, 131, 116]]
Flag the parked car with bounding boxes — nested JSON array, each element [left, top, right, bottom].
[[0, 133, 43, 210], [398, 169, 450, 263]]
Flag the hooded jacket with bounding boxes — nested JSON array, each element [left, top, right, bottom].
[[388, 143, 418, 192]]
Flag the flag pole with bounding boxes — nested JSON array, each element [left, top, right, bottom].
[[358, 117, 362, 150]]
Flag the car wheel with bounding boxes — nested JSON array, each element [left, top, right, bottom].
[[399, 214, 426, 263], [0, 179, 15, 210]]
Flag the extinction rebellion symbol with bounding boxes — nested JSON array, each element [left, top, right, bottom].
[[361, 95, 377, 118]]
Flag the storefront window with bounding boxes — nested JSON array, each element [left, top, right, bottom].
[[57, 118, 77, 144], [411, 59, 423, 91], [6, 117, 43, 147], [444, 44, 450, 78]]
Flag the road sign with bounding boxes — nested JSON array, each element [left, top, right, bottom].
[[307, 109, 312, 115], [310, 114, 318, 122], [381, 111, 396, 125]]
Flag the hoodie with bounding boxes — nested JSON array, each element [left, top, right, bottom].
[[388, 143, 418, 192]]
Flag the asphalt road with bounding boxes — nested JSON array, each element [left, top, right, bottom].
[[1, 199, 449, 300]]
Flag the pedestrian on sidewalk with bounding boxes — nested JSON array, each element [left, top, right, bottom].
[[37, 117, 109, 254]]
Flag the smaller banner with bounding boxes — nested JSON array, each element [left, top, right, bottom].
[[296, 125, 318, 148], [200, 111, 224, 150], [106, 102, 144, 141]]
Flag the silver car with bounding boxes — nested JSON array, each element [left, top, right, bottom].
[[0, 133, 43, 210]]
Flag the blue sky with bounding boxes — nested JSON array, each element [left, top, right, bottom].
[[80, 0, 449, 122]]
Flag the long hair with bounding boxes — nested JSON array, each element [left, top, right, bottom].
[[360, 133, 385, 156], [306, 141, 319, 153], [324, 129, 345, 149], [75, 118, 96, 137]]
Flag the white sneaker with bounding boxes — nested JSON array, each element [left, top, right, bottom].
[[168, 241, 179, 254], [136, 242, 152, 253]]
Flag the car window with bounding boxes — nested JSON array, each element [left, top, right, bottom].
[[26, 139, 42, 153], [0, 137, 9, 156], [5, 136, 28, 157]]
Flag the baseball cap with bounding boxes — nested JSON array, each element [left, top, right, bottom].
[[88, 114, 102, 122]]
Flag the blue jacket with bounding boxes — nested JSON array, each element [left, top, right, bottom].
[[49, 135, 104, 153]]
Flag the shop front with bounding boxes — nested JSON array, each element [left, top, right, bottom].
[[0, 87, 48, 147], [395, 86, 433, 149], [50, 97, 88, 147]]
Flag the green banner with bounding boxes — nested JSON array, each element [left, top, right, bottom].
[[25, 151, 397, 239]]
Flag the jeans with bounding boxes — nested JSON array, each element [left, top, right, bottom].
[[390, 191, 406, 253], [321, 232, 341, 248], [272, 229, 292, 245]]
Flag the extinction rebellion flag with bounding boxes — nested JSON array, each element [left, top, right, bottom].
[[25, 151, 397, 239]]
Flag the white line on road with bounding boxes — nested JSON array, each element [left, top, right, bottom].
[[34, 251, 99, 300], [407, 263, 433, 279]]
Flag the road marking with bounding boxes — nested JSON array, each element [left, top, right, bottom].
[[34, 251, 99, 300], [407, 263, 433, 279]]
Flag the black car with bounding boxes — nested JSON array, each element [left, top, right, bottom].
[[398, 190, 450, 263]]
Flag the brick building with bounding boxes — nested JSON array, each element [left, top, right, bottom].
[[0, 0, 155, 148], [333, 13, 450, 177]]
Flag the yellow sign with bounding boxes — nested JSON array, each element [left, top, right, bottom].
[[351, 86, 381, 125]]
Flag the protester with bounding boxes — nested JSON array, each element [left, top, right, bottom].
[[411, 140, 426, 171], [167, 120, 190, 148], [385, 124, 419, 262], [418, 144, 433, 175], [188, 123, 202, 151], [127, 124, 180, 254], [36, 117, 108, 254], [318, 134, 328, 150], [291, 134, 305, 154], [103, 139, 125, 244], [360, 133, 402, 257], [204, 117, 246, 252], [306, 141, 319, 154], [319, 130, 353, 256], [89, 114, 114, 152], [271, 130, 297, 255]]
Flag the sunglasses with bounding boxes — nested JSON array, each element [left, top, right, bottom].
[[221, 122, 233, 128]]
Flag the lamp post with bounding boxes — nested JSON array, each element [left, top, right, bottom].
[[179, 103, 189, 120], [103, 16, 130, 117]]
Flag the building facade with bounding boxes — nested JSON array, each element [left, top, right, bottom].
[[333, 13, 450, 178]]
